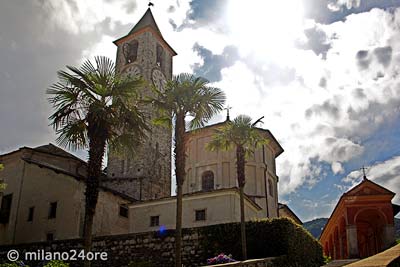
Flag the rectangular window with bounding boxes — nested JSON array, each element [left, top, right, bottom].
[[150, 216, 159, 227], [119, 205, 128, 218], [46, 232, 54, 241], [27, 207, 34, 222], [0, 194, 13, 224], [48, 202, 57, 219], [195, 209, 206, 221]]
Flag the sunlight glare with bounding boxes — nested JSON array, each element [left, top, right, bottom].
[[227, 1, 305, 62]]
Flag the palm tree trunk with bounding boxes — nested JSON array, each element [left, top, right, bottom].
[[239, 186, 247, 260], [175, 112, 186, 267], [83, 119, 106, 267], [236, 145, 247, 260], [175, 183, 183, 267]]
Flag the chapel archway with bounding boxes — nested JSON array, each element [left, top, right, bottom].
[[355, 208, 386, 258]]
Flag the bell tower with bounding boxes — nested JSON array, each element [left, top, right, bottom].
[[106, 8, 177, 200]]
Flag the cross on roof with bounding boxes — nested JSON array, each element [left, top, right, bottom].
[[360, 166, 368, 180]]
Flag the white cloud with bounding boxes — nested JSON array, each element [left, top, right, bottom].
[[332, 162, 344, 174], [82, 35, 116, 61], [34, 0, 137, 35], [328, 0, 361, 11]]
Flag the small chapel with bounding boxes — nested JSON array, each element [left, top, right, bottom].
[[320, 173, 400, 260]]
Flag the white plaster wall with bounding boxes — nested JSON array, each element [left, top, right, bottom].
[[129, 191, 261, 233]]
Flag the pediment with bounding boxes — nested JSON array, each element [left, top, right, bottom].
[[345, 180, 394, 197]]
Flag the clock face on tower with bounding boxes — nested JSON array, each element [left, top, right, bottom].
[[121, 64, 142, 79], [152, 69, 167, 91]]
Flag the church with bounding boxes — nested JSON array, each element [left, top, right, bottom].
[[101, 7, 285, 233], [0, 8, 293, 244]]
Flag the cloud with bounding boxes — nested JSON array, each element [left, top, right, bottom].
[[305, 99, 341, 120], [373, 46, 392, 67], [302, 0, 400, 24], [328, 0, 361, 11], [0, 0, 136, 153], [297, 26, 332, 57], [34, 0, 138, 34], [352, 88, 366, 99], [356, 49, 371, 69], [170, 0, 228, 32], [192, 43, 239, 82]]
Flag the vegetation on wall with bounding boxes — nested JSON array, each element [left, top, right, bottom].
[[0, 164, 6, 191], [199, 218, 324, 267]]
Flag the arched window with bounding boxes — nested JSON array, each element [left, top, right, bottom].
[[156, 44, 164, 68], [122, 39, 139, 64], [268, 179, 274, 197], [201, 171, 214, 191]]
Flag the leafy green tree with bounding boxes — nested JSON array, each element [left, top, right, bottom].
[[150, 73, 225, 267], [47, 56, 148, 267], [207, 115, 268, 260]]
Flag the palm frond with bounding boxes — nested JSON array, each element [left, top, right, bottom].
[[47, 56, 149, 152], [54, 119, 88, 150], [206, 115, 269, 157]]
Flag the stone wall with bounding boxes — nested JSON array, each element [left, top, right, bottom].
[[0, 229, 207, 267]]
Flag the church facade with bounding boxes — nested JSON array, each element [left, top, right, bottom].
[[128, 121, 284, 233]]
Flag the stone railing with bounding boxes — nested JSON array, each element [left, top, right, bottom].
[[202, 257, 276, 267]]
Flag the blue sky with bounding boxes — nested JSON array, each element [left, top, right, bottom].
[[1, 0, 400, 221]]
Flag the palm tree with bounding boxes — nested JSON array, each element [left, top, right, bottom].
[[207, 115, 268, 260], [47, 56, 149, 267], [150, 73, 225, 267]]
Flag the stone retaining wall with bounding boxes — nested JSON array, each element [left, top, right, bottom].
[[0, 229, 206, 267]]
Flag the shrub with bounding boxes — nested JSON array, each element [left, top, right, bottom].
[[0, 263, 29, 267], [199, 217, 324, 267]]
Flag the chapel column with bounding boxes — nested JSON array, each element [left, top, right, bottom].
[[346, 225, 359, 258]]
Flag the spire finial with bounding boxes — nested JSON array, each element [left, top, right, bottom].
[[224, 105, 232, 121], [148, 1, 154, 7], [360, 166, 368, 180]]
